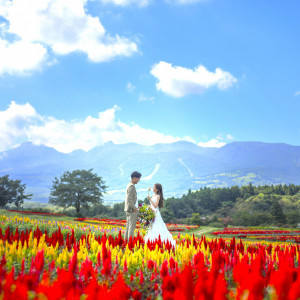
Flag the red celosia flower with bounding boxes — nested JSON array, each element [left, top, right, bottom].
[[132, 289, 142, 300], [147, 260, 154, 270], [139, 270, 144, 284], [108, 273, 132, 300], [101, 257, 112, 276], [160, 260, 169, 278]]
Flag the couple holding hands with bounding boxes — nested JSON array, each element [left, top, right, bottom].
[[124, 171, 176, 247]]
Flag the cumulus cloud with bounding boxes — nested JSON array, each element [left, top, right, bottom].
[[0, 101, 43, 150], [150, 61, 237, 97], [197, 138, 226, 148], [0, 0, 138, 75], [200, 133, 233, 147], [0, 101, 197, 153], [294, 91, 300, 97], [0, 39, 48, 75]]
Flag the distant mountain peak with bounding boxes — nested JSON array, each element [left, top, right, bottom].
[[2, 140, 300, 156], [1, 139, 300, 204]]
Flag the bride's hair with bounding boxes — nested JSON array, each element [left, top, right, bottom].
[[154, 183, 164, 208]]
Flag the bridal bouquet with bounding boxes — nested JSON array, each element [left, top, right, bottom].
[[138, 204, 156, 228]]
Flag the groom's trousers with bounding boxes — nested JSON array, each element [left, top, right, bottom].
[[124, 211, 138, 241]]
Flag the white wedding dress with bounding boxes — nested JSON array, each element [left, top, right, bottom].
[[144, 194, 176, 247]]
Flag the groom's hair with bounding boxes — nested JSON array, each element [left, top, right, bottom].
[[131, 171, 142, 179]]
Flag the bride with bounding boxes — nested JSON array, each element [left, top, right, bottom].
[[144, 183, 176, 247]]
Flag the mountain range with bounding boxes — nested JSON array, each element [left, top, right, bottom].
[[1, 141, 300, 205]]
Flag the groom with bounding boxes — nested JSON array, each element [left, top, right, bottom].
[[124, 171, 141, 241]]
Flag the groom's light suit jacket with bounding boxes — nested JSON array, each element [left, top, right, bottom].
[[124, 182, 137, 213]]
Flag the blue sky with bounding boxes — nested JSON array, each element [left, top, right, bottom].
[[0, 0, 300, 153]]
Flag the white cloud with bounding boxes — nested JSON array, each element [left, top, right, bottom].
[[150, 61, 237, 97], [0, 39, 48, 75], [0, 0, 138, 75], [201, 132, 234, 147], [99, 0, 150, 7], [0, 101, 232, 153], [216, 133, 234, 141], [127, 84, 155, 102], [0, 101, 43, 150], [197, 139, 226, 148], [294, 91, 300, 97], [126, 82, 136, 93], [226, 134, 234, 140], [138, 93, 154, 101], [106, 189, 125, 194], [0, 101, 196, 153]]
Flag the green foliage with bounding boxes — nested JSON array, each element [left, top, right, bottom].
[[156, 183, 299, 227], [49, 169, 107, 213], [3, 179, 298, 228], [271, 199, 286, 225], [285, 211, 300, 227], [13, 182, 33, 210], [232, 211, 273, 226], [160, 208, 175, 223], [0, 175, 15, 209], [0, 175, 32, 209], [143, 197, 150, 205], [189, 213, 202, 225], [91, 183, 299, 227]]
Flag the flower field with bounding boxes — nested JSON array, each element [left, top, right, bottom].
[[7, 210, 67, 216], [75, 217, 199, 232], [212, 227, 300, 243], [0, 213, 299, 299]]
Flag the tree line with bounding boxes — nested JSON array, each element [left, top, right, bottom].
[[159, 183, 300, 226], [81, 182, 299, 227], [0, 169, 107, 215], [1, 171, 299, 227]]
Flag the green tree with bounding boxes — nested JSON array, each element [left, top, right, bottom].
[[0, 175, 15, 208], [248, 182, 255, 196], [271, 199, 286, 224], [49, 169, 107, 215], [143, 197, 150, 205], [189, 213, 202, 225], [285, 211, 300, 227], [160, 208, 174, 223], [0, 175, 32, 209], [12, 180, 33, 210], [112, 202, 125, 218]]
